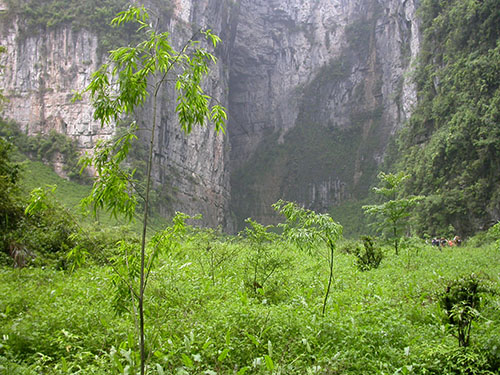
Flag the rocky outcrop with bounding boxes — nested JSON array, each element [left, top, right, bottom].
[[0, 0, 232, 229], [0, 0, 420, 231], [228, 0, 420, 228], [0, 21, 111, 151]]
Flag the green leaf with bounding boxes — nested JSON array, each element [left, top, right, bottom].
[[181, 353, 193, 368], [245, 332, 260, 347], [237, 367, 251, 375], [217, 348, 229, 362], [264, 355, 274, 371]]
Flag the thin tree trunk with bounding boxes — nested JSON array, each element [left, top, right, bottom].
[[394, 226, 398, 255], [139, 87, 159, 375], [322, 240, 335, 316]]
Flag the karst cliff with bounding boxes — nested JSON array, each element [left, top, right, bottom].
[[0, 0, 420, 231]]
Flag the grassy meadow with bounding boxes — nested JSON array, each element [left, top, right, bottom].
[[1, 232, 499, 374], [1, 140, 499, 374]]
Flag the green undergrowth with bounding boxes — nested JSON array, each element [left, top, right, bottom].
[[17, 156, 130, 229], [1, 237, 499, 374], [21, 159, 90, 211], [15, 155, 167, 248]]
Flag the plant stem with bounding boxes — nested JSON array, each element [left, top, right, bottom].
[[322, 239, 335, 316], [394, 226, 398, 255], [139, 78, 159, 375]]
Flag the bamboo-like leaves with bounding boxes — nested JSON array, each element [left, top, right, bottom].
[[76, 6, 226, 223], [273, 200, 342, 315], [76, 7, 227, 374], [78, 6, 226, 136], [273, 199, 342, 252], [363, 172, 424, 254], [78, 126, 138, 222]]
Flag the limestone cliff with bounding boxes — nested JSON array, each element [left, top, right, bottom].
[[0, 0, 420, 231], [0, 0, 232, 229], [228, 0, 420, 228]]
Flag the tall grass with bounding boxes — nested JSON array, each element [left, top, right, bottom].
[[1, 237, 498, 374]]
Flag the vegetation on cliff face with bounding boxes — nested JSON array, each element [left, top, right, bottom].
[[0, 121, 84, 181], [2, 0, 174, 53], [396, 0, 500, 236]]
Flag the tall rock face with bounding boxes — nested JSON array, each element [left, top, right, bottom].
[[228, 0, 420, 229], [0, 0, 419, 231], [0, 0, 233, 229], [0, 19, 110, 152]]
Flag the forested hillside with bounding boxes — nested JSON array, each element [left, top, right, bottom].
[[395, 0, 500, 236]]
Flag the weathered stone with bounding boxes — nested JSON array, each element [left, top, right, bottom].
[[0, 0, 420, 231]]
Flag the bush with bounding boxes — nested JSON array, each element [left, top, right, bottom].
[[466, 223, 500, 248], [338, 239, 361, 255], [439, 274, 491, 347], [354, 236, 383, 271], [0, 137, 24, 257], [415, 344, 497, 375]]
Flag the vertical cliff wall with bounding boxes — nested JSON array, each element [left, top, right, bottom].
[[228, 0, 420, 228], [0, 19, 110, 152], [0, 0, 233, 229], [0, 0, 420, 231]]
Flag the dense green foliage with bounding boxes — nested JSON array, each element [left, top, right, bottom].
[[397, 0, 500, 236], [5, 0, 129, 30], [0, 138, 23, 258], [2, 0, 167, 54], [0, 120, 84, 182], [353, 236, 383, 271], [439, 273, 489, 348], [1, 233, 499, 374], [0, 137, 80, 268], [2, 123, 500, 374]]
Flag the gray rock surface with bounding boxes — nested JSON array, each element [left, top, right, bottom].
[[0, 0, 420, 231]]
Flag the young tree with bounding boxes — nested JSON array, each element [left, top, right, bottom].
[[75, 6, 226, 374], [273, 200, 343, 316], [362, 172, 423, 255], [242, 218, 283, 293], [439, 274, 490, 348]]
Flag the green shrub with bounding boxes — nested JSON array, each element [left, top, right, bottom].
[[415, 344, 496, 375], [439, 274, 490, 347], [353, 236, 383, 271], [466, 223, 500, 248], [0, 137, 24, 257], [241, 218, 288, 301], [338, 238, 361, 255]]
